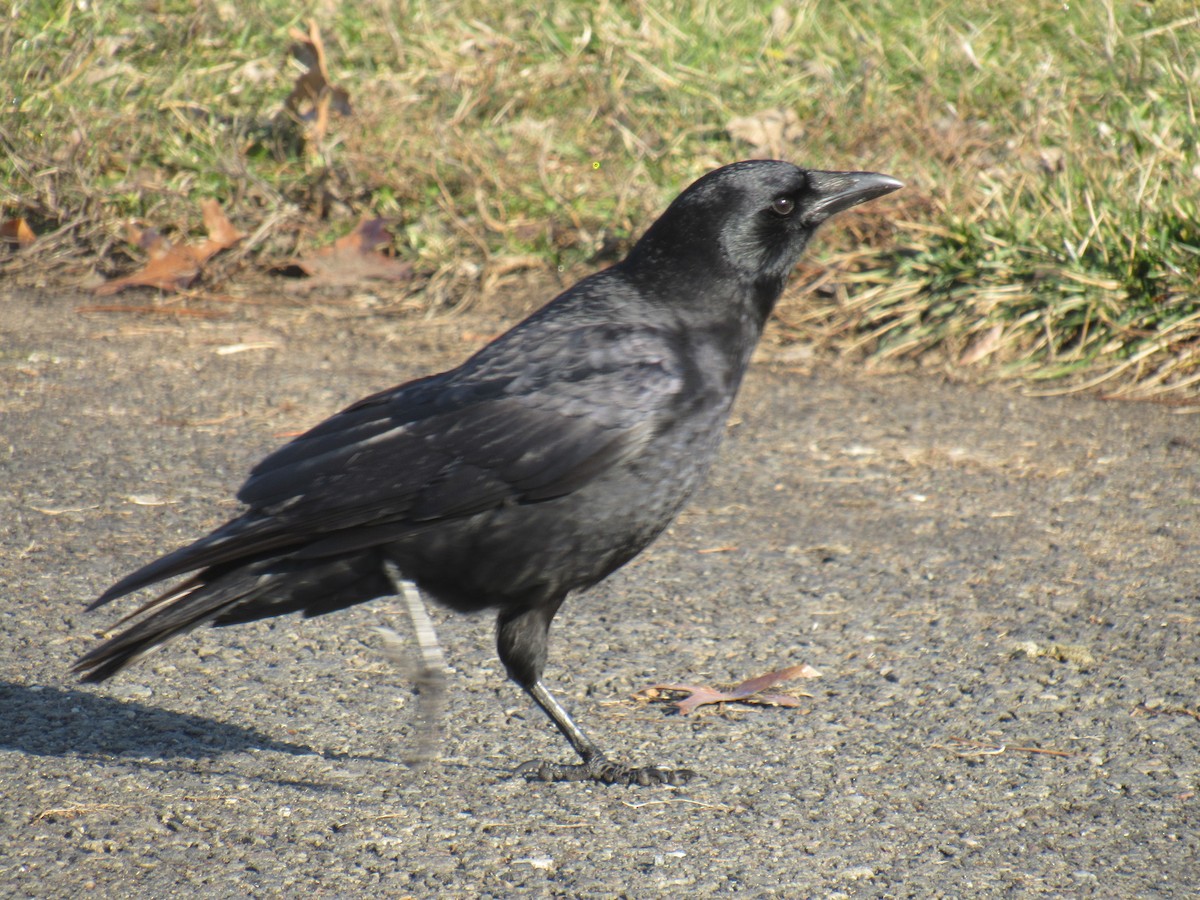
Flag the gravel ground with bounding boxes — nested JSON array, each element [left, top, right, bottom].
[[3, 287, 1199, 898]]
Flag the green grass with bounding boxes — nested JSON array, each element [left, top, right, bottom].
[[2, 0, 1198, 398]]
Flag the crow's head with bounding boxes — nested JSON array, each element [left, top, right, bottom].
[[626, 159, 902, 300]]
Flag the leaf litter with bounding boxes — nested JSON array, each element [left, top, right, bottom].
[[276, 217, 414, 292], [635, 663, 821, 715], [2, 217, 37, 249], [284, 19, 352, 144], [94, 199, 244, 296]]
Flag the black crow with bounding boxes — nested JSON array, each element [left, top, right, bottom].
[[76, 160, 902, 785]]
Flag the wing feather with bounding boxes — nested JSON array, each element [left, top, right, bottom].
[[95, 320, 687, 608]]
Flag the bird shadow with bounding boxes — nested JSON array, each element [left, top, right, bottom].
[[0, 680, 390, 767]]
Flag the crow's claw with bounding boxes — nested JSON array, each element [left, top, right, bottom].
[[516, 756, 696, 786]]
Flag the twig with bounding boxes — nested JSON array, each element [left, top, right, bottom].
[[621, 799, 735, 811], [944, 737, 1074, 758], [1133, 703, 1200, 723]]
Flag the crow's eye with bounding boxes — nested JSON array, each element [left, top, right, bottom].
[[770, 195, 795, 216]]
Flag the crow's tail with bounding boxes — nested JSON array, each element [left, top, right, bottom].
[[74, 551, 392, 682]]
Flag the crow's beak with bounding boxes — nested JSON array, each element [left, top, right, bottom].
[[805, 170, 904, 223]]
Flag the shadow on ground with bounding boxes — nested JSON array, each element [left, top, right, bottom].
[[0, 681, 371, 762]]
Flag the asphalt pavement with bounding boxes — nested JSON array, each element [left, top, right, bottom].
[[3, 287, 1198, 897]]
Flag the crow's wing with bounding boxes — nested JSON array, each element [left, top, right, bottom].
[[92, 321, 687, 606], [240, 321, 685, 518]]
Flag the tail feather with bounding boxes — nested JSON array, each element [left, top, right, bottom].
[[75, 551, 391, 682], [87, 513, 301, 611], [74, 578, 242, 682]]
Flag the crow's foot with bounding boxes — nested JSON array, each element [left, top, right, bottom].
[[515, 756, 695, 786]]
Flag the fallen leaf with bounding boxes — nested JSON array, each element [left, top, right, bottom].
[[125, 223, 169, 256], [95, 200, 243, 296], [285, 19, 351, 142], [193, 198, 244, 265], [278, 217, 414, 292], [2, 217, 37, 248], [635, 663, 821, 715], [93, 243, 202, 295], [959, 323, 1004, 366]]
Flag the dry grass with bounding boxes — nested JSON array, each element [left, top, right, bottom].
[[2, 0, 1197, 398]]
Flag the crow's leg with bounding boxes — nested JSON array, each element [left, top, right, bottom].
[[497, 603, 694, 787], [520, 681, 694, 786], [381, 561, 447, 768]]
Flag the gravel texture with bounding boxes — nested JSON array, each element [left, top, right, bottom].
[[3, 288, 1198, 898]]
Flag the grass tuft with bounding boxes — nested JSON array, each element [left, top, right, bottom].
[[2, 0, 1197, 397]]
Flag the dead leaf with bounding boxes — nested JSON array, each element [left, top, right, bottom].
[[95, 200, 244, 296], [635, 663, 821, 715], [285, 19, 352, 142], [727, 108, 804, 158], [193, 198, 244, 264], [1, 217, 37, 248], [959, 323, 1004, 366], [124, 224, 170, 256], [94, 243, 202, 295], [278, 217, 414, 292]]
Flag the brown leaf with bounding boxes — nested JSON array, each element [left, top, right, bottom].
[[95, 200, 243, 296], [191, 198, 245, 265], [124, 224, 171, 257], [285, 20, 351, 141], [94, 243, 202, 296], [279, 217, 414, 292], [1, 217, 37, 248], [636, 663, 821, 715]]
